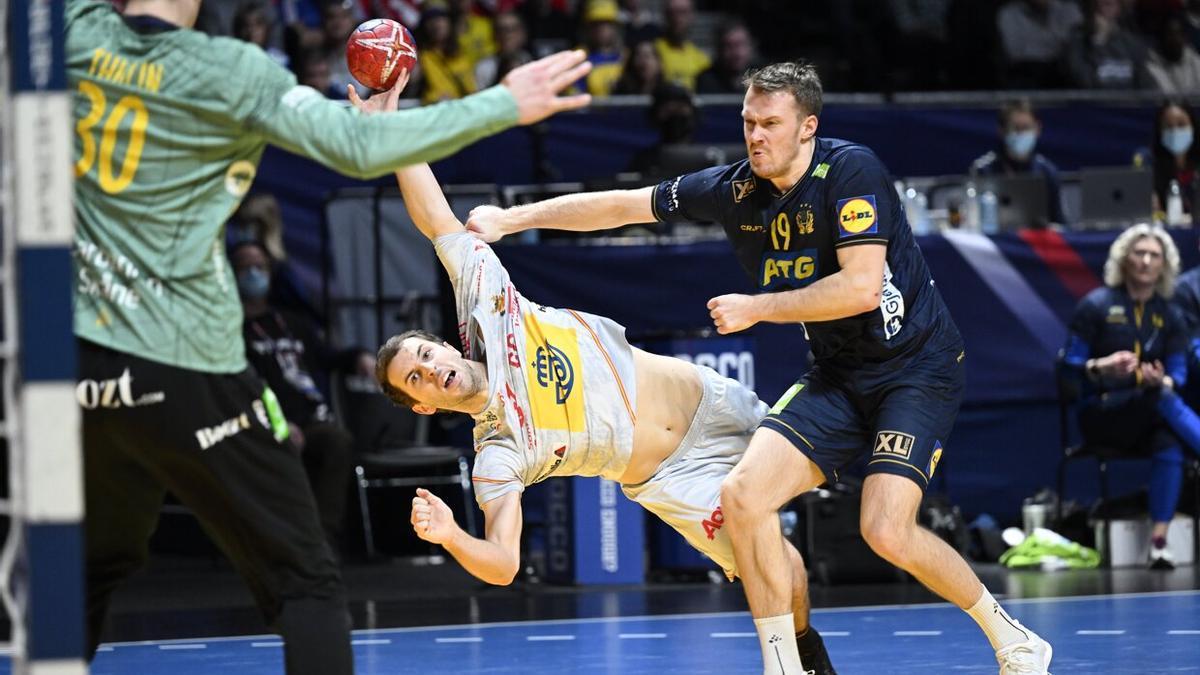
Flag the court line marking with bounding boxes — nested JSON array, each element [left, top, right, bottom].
[[250, 642, 283, 648], [822, 631, 851, 637], [436, 637, 483, 643], [351, 639, 392, 645], [710, 633, 756, 638], [893, 631, 942, 636], [618, 633, 667, 639], [158, 644, 206, 650], [1076, 630, 1126, 635], [95, 589, 1200, 647], [526, 635, 575, 642], [1167, 630, 1200, 635]]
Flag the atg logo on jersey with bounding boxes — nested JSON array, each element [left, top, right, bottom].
[[760, 250, 818, 290], [524, 316, 584, 431], [836, 194, 878, 237]]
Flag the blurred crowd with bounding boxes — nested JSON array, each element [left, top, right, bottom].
[[102, 0, 1200, 104]]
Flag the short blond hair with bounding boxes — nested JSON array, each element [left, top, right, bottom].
[[1102, 223, 1180, 298]]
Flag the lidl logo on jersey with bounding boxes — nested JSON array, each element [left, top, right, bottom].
[[927, 441, 944, 479], [524, 316, 584, 431], [760, 249, 818, 290], [837, 194, 878, 237]]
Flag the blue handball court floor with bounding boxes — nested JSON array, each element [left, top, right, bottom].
[[11, 590, 1200, 674]]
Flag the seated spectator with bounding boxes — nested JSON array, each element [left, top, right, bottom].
[[520, 0, 576, 56], [884, 0, 952, 90], [969, 98, 1068, 225], [474, 11, 533, 88], [231, 240, 359, 552], [232, 1, 290, 68], [628, 82, 699, 178], [997, 0, 1084, 88], [451, 0, 496, 62], [619, 0, 662, 46], [1147, 13, 1200, 93], [696, 22, 755, 94], [1065, 0, 1152, 89], [612, 40, 664, 95], [293, 46, 347, 99], [228, 192, 323, 324], [1063, 224, 1200, 569], [655, 0, 710, 91], [1145, 101, 1200, 216], [319, 0, 365, 97], [418, 0, 480, 103], [577, 0, 626, 97]]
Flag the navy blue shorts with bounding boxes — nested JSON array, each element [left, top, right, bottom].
[[759, 347, 966, 490]]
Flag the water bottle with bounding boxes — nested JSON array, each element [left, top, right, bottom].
[[905, 187, 932, 235], [963, 181, 981, 232], [980, 189, 999, 235], [1167, 179, 1186, 227]]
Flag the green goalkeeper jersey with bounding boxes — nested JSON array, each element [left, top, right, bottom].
[[66, 0, 518, 373]]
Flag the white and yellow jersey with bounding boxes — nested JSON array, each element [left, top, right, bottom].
[[434, 233, 638, 506]]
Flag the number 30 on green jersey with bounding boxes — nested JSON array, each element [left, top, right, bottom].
[[74, 80, 148, 195]]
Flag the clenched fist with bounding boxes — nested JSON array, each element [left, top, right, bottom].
[[411, 487, 457, 545], [707, 294, 760, 334]]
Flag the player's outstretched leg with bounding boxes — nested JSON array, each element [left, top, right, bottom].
[[859, 474, 1052, 675], [722, 428, 825, 675]]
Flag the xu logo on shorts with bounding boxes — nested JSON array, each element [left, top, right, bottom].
[[874, 430, 915, 460]]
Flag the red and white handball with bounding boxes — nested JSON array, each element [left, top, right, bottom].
[[346, 19, 418, 91]]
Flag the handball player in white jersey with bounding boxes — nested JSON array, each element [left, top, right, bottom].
[[350, 89, 838, 674]]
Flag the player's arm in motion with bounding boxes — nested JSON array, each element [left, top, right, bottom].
[[708, 243, 886, 334], [411, 488, 523, 585], [464, 187, 657, 241]]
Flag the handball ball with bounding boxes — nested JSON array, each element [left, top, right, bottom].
[[346, 19, 417, 90]]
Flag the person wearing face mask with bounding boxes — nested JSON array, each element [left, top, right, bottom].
[[1147, 101, 1200, 217], [969, 98, 1068, 227], [231, 240, 360, 555], [628, 82, 700, 179]]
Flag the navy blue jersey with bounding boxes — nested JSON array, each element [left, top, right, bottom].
[[652, 137, 961, 370], [1175, 266, 1200, 337], [1063, 285, 1188, 396]]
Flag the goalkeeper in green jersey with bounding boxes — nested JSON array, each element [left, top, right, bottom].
[[67, 1, 591, 673]]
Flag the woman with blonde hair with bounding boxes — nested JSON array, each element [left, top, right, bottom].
[[1063, 223, 1200, 568]]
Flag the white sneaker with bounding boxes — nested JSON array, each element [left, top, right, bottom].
[[996, 631, 1053, 675], [1149, 546, 1176, 570]]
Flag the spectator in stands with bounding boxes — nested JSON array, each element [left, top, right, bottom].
[[418, 0, 480, 103], [1146, 101, 1200, 216], [1147, 13, 1200, 93], [613, 40, 664, 95], [619, 0, 662, 45], [997, 0, 1084, 88], [885, 0, 952, 90], [520, 0, 576, 56], [474, 11, 533, 88], [655, 0, 710, 91], [1065, 0, 1152, 89], [696, 22, 755, 94], [233, 1, 290, 68], [1063, 224, 1200, 569], [320, 0, 365, 97], [231, 240, 358, 553], [628, 82, 699, 178], [969, 98, 1068, 225], [228, 193, 323, 324], [293, 46, 347, 98], [451, 0, 496, 62], [578, 0, 626, 97]]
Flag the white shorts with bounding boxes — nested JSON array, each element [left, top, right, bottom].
[[621, 365, 768, 577]]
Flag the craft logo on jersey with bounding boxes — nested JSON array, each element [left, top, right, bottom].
[[524, 316, 584, 431], [732, 178, 756, 203], [874, 430, 915, 460], [836, 194, 878, 237], [760, 249, 818, 290]]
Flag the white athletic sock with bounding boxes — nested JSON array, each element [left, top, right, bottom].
[[753, 614, 805, 674], [965, 587, 1031, 651]]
